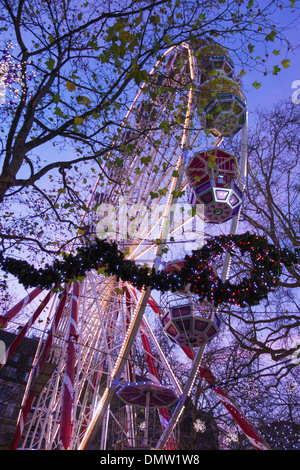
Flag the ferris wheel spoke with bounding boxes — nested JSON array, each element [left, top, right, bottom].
[[79, 285, 152, 449], [0, 286, 43, 329], [156, 342, 206, 449], [91, 143, 193, 448]]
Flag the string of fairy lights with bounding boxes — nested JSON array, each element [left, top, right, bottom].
[[0, 42, 36, 106]]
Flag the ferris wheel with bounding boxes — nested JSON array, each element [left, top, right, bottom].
[[2, 41, 271, 451]]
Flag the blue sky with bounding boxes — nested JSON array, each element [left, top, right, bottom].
[[243, 49, 299, 123], [239, 6, 300, 123]]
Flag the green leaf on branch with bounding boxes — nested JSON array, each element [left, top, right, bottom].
[[88, 40, 99, 51], [141, 155, 152, 165], [74, 116, 84, 125], [46, 58, 55, 70], [76, 95, 92, 108], [265, 30, 278, 42], [115, 156, 123, 167], [159, 120, 171, 130], [158, 187, 168, 196], [281, 59, 290, 69], [172, 189, 185, 198], [132, 68, 148, 85], [52, 93, 60, 103], [272, 65, 281, 75], [252, 81, 261, 89], [54, 107, 64, 117], [115, 287, 124, 295], [163, 34, 172, 46], [66, 81, 76, 92], [150, 14, 160, 25]]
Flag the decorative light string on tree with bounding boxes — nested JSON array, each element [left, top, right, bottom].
[[0, 233, 298, 308], [0, 42, 35, 105]]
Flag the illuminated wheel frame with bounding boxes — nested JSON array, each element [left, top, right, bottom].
[[2, 42, 270, 451]]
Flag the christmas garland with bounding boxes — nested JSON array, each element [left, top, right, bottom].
[[0, 233, 298, 308]]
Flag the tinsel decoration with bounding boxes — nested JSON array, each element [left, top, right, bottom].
[[0, 233, 298, 308]]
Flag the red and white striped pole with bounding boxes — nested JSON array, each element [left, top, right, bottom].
[[0, 287, 42, 328], [0, 290, 53, 369], [181, 346, 271, 450], [10, 393, 36, 450], [10, 287, 69, 450], [33, 286, 69, 378], [197, 364, 271, 450], [60, 282, 79, 450]]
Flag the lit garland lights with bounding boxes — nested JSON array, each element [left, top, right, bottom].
[[0, 42, 35, 105], [0, 44, 21, 104], [0, 233, 299, 308]]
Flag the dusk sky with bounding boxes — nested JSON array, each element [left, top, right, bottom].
[[240, 7, 299, 122]]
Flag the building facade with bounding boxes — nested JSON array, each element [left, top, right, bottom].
[[0, 330, 38, 450]]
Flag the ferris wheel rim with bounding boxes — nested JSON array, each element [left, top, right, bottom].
[[5, 40, 255, 451]]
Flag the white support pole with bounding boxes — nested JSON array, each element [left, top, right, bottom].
[[221, 112, 248, 282], [156, 343, 206, 449], [143, 391, 150, 447], [88, 272, 114, 374]]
